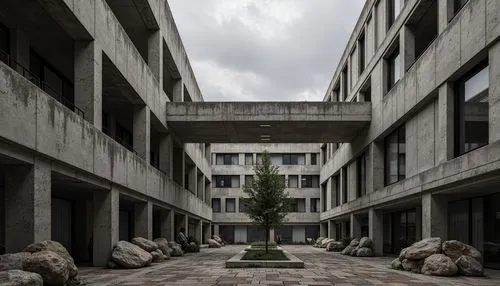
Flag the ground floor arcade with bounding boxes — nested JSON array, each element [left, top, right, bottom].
[[213, 224, 320, 244]]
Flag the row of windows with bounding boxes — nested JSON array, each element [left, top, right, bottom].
[[329, 0, 470, 103], [212, 198, 320, 213], [212, 175, 320, 188], [214, 153, 318, 166]]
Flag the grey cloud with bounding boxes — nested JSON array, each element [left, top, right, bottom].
[[168, 0, 364, 101]]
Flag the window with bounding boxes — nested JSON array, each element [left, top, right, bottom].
[[406, 0, 438, 66], [358, 31, 366, 75], [386, 45, 401, 93], [245, 153, 253, 165], [310, 198, 320, 213], [385, 125, 406, 185], [455, 62, 489, 156], [288, 175, 298, 188], [311, 153, 318, 165], [301, 175, 319, 188], [244, 175, 254, 186], [282, 153, 305, 165], [225, 198, 236, 213], [357, 152, 367, 198], [341, 66, 348, 100], [342, 167, 348, 204], [213, 175, 240, 188], [288, 199, 306, 213], [216, 154, 239, 165], [321, 183, 327, 212], [0, 23, 10, 63], [321, 145, 327, 165], [334, 174, 340, 207], [212, 198, 221, 213], [388, 0, 403, 29], [239, 198, 249, 213], [453, 0, 469, 17]]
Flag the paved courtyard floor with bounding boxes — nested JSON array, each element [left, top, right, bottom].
[[79, 245, 500, 286]]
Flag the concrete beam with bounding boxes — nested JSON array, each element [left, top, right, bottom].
[[166, 102, 371, 143]]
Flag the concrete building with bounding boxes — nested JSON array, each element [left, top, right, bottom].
[[1, 0, 500, 271], [210, 144, 321, 244], [0, 0, 211, 267], [319, 0, 500, 269]]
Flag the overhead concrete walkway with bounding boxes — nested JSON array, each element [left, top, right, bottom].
[[166, 102, 371, 143]]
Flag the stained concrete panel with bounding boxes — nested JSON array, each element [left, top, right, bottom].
[[460, 0, 486, 64]]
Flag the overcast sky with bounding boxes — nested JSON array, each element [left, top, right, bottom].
[[168, 0, 365, 102]]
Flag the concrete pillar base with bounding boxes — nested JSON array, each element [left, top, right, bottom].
[[93, 187, 119, 267], [369, 208, 383, 256]]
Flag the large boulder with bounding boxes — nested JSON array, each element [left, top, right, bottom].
[[111, 241, 152, 269], [356, 247, 373, 257], [170, 245, 184, 257], [23, 251, 69, 285], [350, 246, 359, 256], [398, 248, 408, 261], [150, 249, 164, 263], [0, 252, 32, 271], [208, 239, 221, 248], [153, 238, 172, 256], [341, 246, 354, 255], [315, 237, 325, 245], [349, 238, 360, 247], [213, 235, 223, 244], [402, 259, 424, 273], [359, 237, 373, 248], [0, 269, 43, 286], [131, 237, 158, 252], [455, 255, 484, 276], [320, 238, 334, 248], [405, 238, 442, 260], [421, 254, 458, 276], [391, 258, 403, 270], [442, 240, 482, 263], [326, 241, 344, 252], [23, 240, 77, 279]]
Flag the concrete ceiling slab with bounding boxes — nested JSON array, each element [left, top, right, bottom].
[[166, 102, 371, 143]]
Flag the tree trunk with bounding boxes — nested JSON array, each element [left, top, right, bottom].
[[265, 227, 269, 254]]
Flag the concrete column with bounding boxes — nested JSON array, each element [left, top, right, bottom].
[[341, 221, 348, 239], [159, 209, 175, 241], [489, 41, 500, 142], [340, 168, 347, 204], [134, 201, 153, 239], [329, 220, 337, 239], [148, 30, 162, 85], [213, 224, 220, 236], [205, 181, 211, 205], [93, 186, 119, 267], [348, 163, 357, 202], [4, 158, 51, 252], [438, 0, 452, 34], [369, 208, 383, 256], [173, 80, 184, 102], [198, 174, 205, 200], [350, 213, 362, 239], [305, 195, 311, 212], [320, 222, 328, 237], [75, 41, 102, 128], [422, 193, 448, 239], [159, 133, 173, 178], [133, 105, 150, 162], [331, 175, 338, 208], [437, 83, 455, 163], [184, 215, 189, 237], [195, 219, 202, 244], [203, 222, 211, 244]]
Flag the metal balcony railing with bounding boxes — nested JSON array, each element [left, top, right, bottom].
[[0, 49, 84, 119]]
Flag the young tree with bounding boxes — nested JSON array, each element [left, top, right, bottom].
[[242, 151, 289, 253]]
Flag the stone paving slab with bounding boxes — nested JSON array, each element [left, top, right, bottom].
[[79, 245, 500, 286]]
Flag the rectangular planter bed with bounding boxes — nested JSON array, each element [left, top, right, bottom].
[[226, 248, 304, 268]]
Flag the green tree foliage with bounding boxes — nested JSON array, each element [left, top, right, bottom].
[[242, 151, 289, 253]]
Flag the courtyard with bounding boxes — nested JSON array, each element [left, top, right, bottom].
[[79, 245, 500, 286]]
